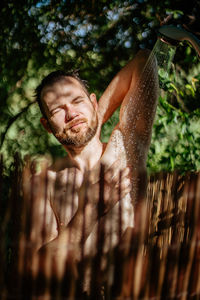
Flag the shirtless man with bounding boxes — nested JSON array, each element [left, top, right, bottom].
[[27, 49, 158, 296]]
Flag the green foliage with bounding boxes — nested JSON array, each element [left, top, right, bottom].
[[0, 0, 200, 173], [148, 96, 200, 173], [148, 53, 200, 173]]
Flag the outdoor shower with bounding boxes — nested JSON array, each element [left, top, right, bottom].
[[158, 25, 200, 56], [0, 25, 200, 300]]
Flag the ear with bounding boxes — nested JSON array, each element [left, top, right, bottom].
[[90, 93, 98, 111], [40, 117, 52, 133]]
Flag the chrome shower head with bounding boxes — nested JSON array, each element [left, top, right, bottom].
[[158, 25, 200, 56], [158, 26, 180, 47]]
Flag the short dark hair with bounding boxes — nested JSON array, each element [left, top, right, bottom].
[[35, 70, 89, 118]]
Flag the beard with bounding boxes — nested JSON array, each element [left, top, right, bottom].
[[53, 114, 98, 147]]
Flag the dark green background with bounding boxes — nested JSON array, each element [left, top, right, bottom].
[[1, 0, 200, 173]]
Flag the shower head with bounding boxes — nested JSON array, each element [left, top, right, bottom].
[[158, 25, 200, 56], [158, 26, 181, 47], [157, 34, 180, 47]]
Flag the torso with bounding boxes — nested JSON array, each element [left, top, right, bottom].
[[45, 125, 134, 253]]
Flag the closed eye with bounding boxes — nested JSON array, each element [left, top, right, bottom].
[[51, 107, 62, 115], [73, 97, 84, 104]]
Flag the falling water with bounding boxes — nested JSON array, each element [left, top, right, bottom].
[[152, 38, 176, 89]]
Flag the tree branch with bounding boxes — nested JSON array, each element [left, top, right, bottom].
[[0, 101, 36, 149]]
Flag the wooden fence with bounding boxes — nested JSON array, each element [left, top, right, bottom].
[[0, 155, 199, 299]]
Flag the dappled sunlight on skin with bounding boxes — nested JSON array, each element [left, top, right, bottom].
[[41, 77, 99, 148], [24, 160, 134, 297], [54, 114, 98, 147], [1, 157, 200, 299], [103, 50, 159, 240]]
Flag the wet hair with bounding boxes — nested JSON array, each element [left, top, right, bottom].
[[35, 70, 89, 118]]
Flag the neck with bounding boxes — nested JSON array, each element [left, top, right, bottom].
[[64, 136, 103, 172]]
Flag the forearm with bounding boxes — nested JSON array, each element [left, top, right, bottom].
[[34, 204, 98, 281], [59, 204, 97, 247], [98, 49, 151, 124], [38, 202, 98, 261]]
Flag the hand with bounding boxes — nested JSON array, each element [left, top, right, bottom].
[[78, 160, 131, 217]]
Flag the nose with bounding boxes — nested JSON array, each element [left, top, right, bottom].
[[64, 105, 78, 122]]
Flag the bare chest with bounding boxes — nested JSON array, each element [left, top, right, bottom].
[[48, 168, 83, 226]]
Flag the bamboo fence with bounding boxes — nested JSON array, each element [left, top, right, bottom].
[[0, 155, 199, 299]]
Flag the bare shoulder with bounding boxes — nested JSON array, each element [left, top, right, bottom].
[[48, 155, 74, 172]]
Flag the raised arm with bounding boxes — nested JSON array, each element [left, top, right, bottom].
[[99, 49, 159, 236], [98, 49, 152, 125]]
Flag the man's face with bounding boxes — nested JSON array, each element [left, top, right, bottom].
[[41, 77, 98, 147]]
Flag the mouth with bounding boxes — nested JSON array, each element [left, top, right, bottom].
[[69, 121, 86, 129], [65, 119, 87, 131]]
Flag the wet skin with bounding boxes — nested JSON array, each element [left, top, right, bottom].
[[28, 49, 159, 290]]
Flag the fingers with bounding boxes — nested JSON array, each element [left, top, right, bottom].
[[104, 166, 132, 203], [104, 159, 120, 176], [85, 160, 130, 185], [80, 162, 132, 207], [115, 171, 131, 195], [121, 166, 130, 178], [105, 165, 131, 185], [108, 159, 121, 170], [119, 176, 132, 197]]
